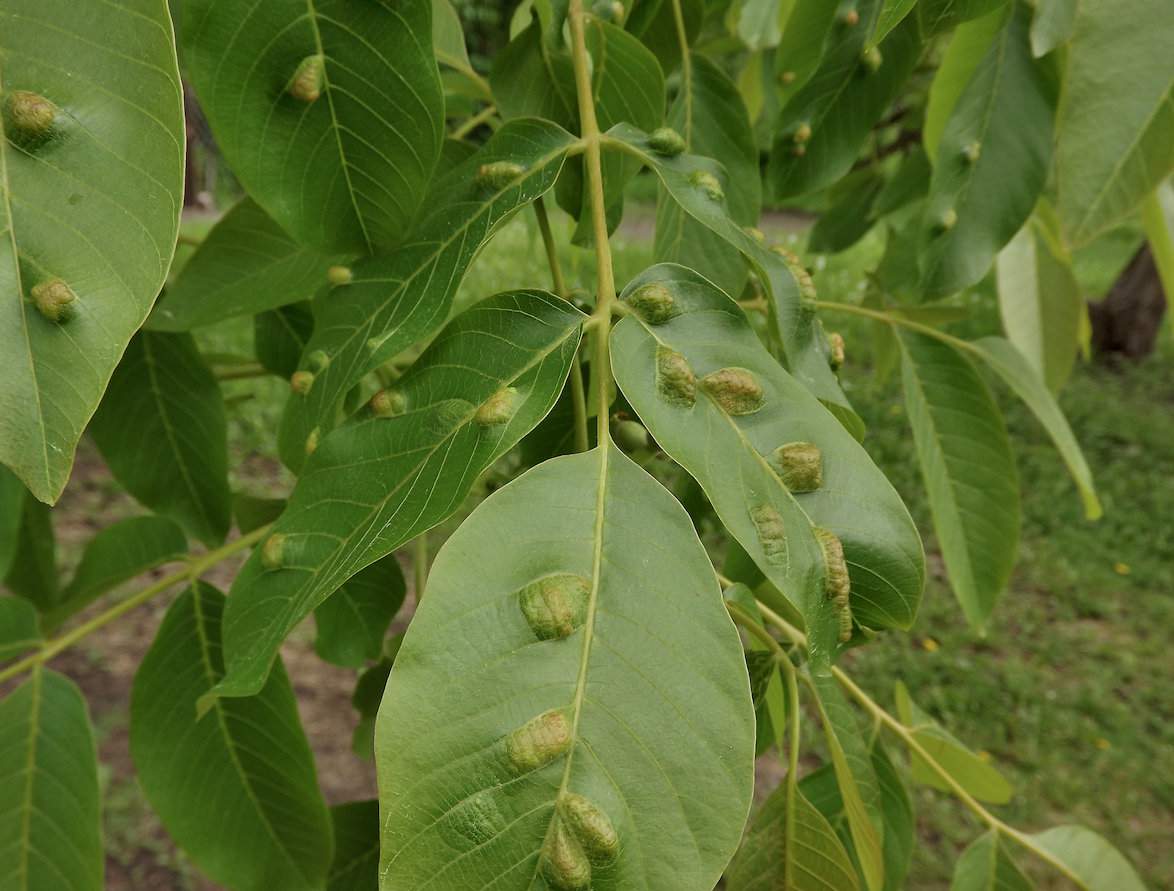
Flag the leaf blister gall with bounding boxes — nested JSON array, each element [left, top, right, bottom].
[[441, 789, 508, 850], [369, 388, 406, 418], [475, 386, 521, 426], [655, 346, 696, 407], [559, 793, 619, 864], [688, 170, 724, 202], [4, 90, 59, 146], [815, 527, 853, 641], [519, 573, 591, 640], [30, 278, 77, 322], [648, 126, 685, 156], [290, 371, 315, 395], [288, 54, 325, 102], [626, 282, 677, 324], [828, 332, 845, 370], [506, 709, 572, 773], [260, 533, 286, 570], [326, 265, 353, 285], [772, 441, 823, 493], [701, 367, 765, 416], [476, 160, 526, 190], [750, 504, 788, 567], [305, 427, 321, 456], [542, 820, 592, 890]]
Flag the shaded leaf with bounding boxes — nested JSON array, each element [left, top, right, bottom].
[[90, 332, 231, 546], [1029, 0, 1075, 56], [314, 554, 406, 669], [899, 331, 1019, 629], [773, 1, 841, 104], [626, 0, 705, 71], [278, 119, 577, 470], [1023, 825, 1145, 891], [895, 681, 1013, 804], [255, 302, 315, 379], [214, 291, 584, 701], [612, 264, 924, 660], [376, 445, 755, 889], [0, 467, 24, 579], [3, 495, 56, 610], [232, 493, 286, 536], [918, 0, 1010, 37], [351, 636, 401, 758], [724, 583, 788, 754], [328, 801, 380, 891], [919, 2, 1058, 298], [950, 831, 1031, 891], [0, 667, 102, 891], [873, 740, 915, 891], [130, 583, 333, 891], [0, 0, 184, 502], [44, 515, 187, 631], [433, 0, 475, 78], [0, 597, 41, 662], [181, 0, 445, 253], [874, 0, 919, 45], [1054, 0, 1174, 246]]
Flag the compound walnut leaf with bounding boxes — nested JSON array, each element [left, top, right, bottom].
[[148, 198, 346, 332], [612, 264, 924, 663], [211, 290, 584, 702], [950, 832, 1031, 891], [899, 331, 1020, 630], [0, 667, 103, 891], [607, 125, 860, 433], [131, 583, 333, 891], [1021, 826, 1145, 891], [181, 0, 445, 254], [0, 0, 184, 504], [90, 331, 231, 547], [376, 444, 755, 890], [278, 118, 578, 470], [0, 596, 41, 663]]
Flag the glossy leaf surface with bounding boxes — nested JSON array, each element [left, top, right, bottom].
[[377, 445, 755, 889], [131, 583, 333, 891], [0, 0, 184, 503], [181, 0, 445, 253], [214, 291, 584, 701], [612, 264, 924, 660]]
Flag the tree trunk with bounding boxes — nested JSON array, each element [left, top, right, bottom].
[[1089, 244, 1167, 359]]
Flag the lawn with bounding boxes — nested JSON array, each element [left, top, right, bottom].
[[73, 202, 1174, 888]]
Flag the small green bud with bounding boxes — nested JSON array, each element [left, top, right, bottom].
[[780, 70, 797, 85], [5, 90, 59, 142], [612, 418, 650, 452], [861, 46, 883, 72], [626, 281, 676, 324], [476, 160, 525, 190], [260, 533, 287, 570], [519, 573, 591, 640], [655, 346, 696, 407], [290, 370, 315, 395], [559, 793, 619, 863], [326, 265, 353, 285], [475, 386, 520, 426], [542, 821, 592, 890], [369, 388, 406, 418], [841, 7, 860, 26], [506, 709, 572, 773], [648, 126, 686, 157], [288, 54, 326, 102], [793, 122, 812, 144], [961, 141, 981, 164], [827, 332, 845, 370], [30, 278, 76, 322], [936, 208, 958, 233], [701, 367, 764, 415], [772, 441, 823, 492], [689, 169, 724, 201]]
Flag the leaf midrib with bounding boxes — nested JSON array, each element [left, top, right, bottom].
[[16, 666, 42, 891]]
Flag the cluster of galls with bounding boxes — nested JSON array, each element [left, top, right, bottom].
[[506, 574, 620, 888], [4, 90, 80, 324]]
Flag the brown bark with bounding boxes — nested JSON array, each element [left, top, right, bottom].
[[1089, 244, 1168, 359]]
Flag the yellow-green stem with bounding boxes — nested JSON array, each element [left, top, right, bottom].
[[567, 0, 619, 446], [413, 532, 429, 602], [214, 362, 269, 382], [451, 104, 497, 140], [0, 524, 271, 686], [669, 0, 693, 142]]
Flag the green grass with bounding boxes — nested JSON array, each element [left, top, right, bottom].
[[189, 206, 1171, 888]]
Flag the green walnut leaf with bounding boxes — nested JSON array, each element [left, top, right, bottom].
[[612, 264, 924, 662], [90, 331, 231, 547], [895, 681, 1013, 804], [43, 514, 187, 631], [376, 444, 755, 890], [0, 0, 184, 503], [874, 0, 919, 46], [314, 553, 406, 669], [768, 2, 921, 199], [996, 209, 1083, 393], [773, 0, 841, 104], [919, 1, 1058, 298], [0, 466, 25, 579], [899, 331, 1020, 630], [1029, 0, 1076, 57], [918, 0, 1012, 37], [278, 118, 577, 470], [148, 198, 345, 331], [724, 583, 788, 754], [625, 0, 704, 72], [255, 302, 315, 379], [212, 290, 584, 702], [1054, 0, 1174, 247], [0, 667, 103, 891], [725, 781, 860, 891], [328, 800, 380, 891], [1022, 825, 1145, 891], [607, 125, 860, 432], [130, 583, 333, 891], [3, 494, 57, 610], [655, 54, 760, 296], [181, 0, 445, 254], [0, 596, 41, 662], [950, 831, 1031, 891]]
